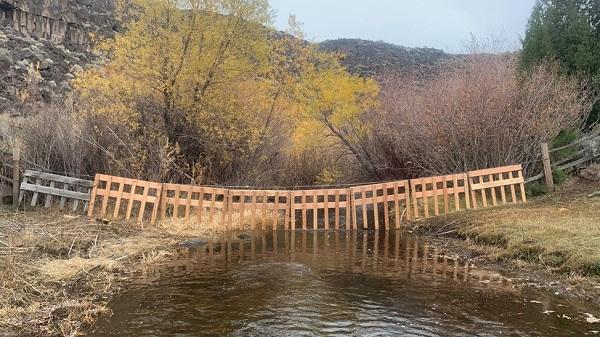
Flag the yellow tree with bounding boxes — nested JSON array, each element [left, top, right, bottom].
[[75, 1, 379, 184]]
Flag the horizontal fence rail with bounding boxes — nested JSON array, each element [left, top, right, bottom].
[[80, 164, 527, 229]]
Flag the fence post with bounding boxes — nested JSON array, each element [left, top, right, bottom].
[[540, 143, 554, 192], [12, 144, 20, 207]]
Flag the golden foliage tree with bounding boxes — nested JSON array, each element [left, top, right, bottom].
[[75, 0, 379, 184]]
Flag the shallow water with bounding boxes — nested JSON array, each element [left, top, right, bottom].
[[89, 230, 600, 337]]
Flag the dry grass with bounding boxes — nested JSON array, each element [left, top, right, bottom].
[[434, 177, 600, 276], [0, 208, 182, 337]]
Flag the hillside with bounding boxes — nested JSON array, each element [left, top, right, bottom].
[[319, 38, 454, 77], [0, 2, 455, 116], [0, 0, 115, 115]]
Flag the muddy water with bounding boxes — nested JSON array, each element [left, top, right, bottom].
[[89, 231, 600, 336]]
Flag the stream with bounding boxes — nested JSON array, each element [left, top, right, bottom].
[[88, 230, 600, 336]]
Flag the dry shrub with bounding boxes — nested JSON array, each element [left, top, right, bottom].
[[372, 55, 593, 177]]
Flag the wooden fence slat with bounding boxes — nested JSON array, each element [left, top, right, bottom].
[[372, 185, 379, 230], [113, 181, 125, 218], [334, 190, 340, 230], [125, 181, 137, 221], [324, 190, 329, 230]]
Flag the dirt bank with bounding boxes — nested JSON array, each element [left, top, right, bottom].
[[0, 209, 223, 337], [412, 177, 600, 306]]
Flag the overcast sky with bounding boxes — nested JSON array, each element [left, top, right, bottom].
[[269, 0, 537, 53]]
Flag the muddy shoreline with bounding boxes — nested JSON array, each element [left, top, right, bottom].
[[411, 218, 600, 308]]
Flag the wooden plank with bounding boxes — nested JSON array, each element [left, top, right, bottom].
[[470, 176, 478, 209], [404, 180, 411, 221], [184, 188, 192, 223], [125, 180, 137, 221], [197, 187, 205, 224], [251, 191, 257, 229], [361, 187, 367, 229], [470, 177, 525, 190], [220, 190, 228, 230], [519, 170, 527, 203], [30, 178, 42, 207], [208, 191, 216, 225], [372, 186, 379, 230], [463, 173, 471, 210], [351, 190, 357, 230], [21, 179, 90, 204], [87, 176, 100, 218], [273, 191, 280, 229], [113, 181, 125, 218], [44, 181, 55, 208], [423, 181, 430, 218], [489, 175, 497, 206], [443, 176, 449, 214], [468, 165, 523, 177], [137, 185, 149, 224], [100, 177, 114, 218], [262, 190, 268, 230], [432, 177, 439, 216], [239, 190, 246, 228], [383, 183, 389, 229], [411, 180, 419, 218], [394, 182, 400, 228], [23, 170, 93, 187], [324, 190, 329, 230], [302, 191, 307, 230], [334, 190, 340, 230], [173, 185, 181, 219], [509, 172, 517, 203], [59, 183, 69, 209], [150, 185, 161, 225], [480, 188, 488, 208], [312, 190, 318, 229]]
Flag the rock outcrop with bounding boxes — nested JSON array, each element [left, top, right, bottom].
[[0, 0, 115, 115], [0, 0, 115, 46], [319, 38, 455, 78]]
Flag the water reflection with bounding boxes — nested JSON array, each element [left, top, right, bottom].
[[89, 231, 600, 337]]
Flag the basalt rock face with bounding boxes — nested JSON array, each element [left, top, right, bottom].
[[0, 0, 115, 46], [0, 0, 115, 115], [319, 38, 455, 78]]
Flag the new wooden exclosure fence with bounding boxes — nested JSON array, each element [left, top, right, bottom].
[[87, 164, 527, 230]]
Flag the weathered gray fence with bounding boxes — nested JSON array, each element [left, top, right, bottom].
[[19, 170, 93, 212]]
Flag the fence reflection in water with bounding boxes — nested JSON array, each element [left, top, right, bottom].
[[157, 231, 512, 288]]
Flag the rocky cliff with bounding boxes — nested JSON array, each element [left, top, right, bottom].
[[0, 0, 115, 45], [0, 0, 115, 115]]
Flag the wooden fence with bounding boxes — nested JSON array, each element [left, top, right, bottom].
[[349, 181, 411, 230], [87, 175, 163, 225], [19, 170, 93, 212], [81, 164, 527, 229], [160, 184, 228, 228], [290, 188, 352, 230], [226, 189, 290, 230], [468, 165, 526, 209], [410, 173, 470, 219]]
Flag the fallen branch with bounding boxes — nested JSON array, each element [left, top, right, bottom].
[[589, 191, 600, 198]]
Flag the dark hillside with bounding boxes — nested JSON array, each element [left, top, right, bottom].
[[319, 38, 455, 77]]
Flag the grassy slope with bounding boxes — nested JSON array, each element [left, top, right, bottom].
[[426, 177, 600, 276]]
